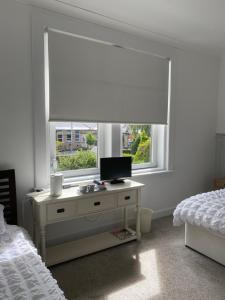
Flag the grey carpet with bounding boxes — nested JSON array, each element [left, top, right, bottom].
[[50, 217, 225, 300]]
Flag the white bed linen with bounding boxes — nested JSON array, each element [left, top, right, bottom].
[[173, 188, 225, 235], [0, 225, 66, 300]]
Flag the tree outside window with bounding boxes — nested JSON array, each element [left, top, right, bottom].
[[122, 124, 152, 164]]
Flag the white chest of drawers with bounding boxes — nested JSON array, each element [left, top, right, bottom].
[[30, 179, 144, 266]]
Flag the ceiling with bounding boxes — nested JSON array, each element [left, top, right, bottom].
[[21, 0, 225, 54]]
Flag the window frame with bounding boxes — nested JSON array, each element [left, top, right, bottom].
[[32, 11, 175, 188], [50, 122, 164, 179]]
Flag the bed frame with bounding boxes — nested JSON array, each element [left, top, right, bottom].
[[0, 169, 17, 224], [185, 222, 225, 266]]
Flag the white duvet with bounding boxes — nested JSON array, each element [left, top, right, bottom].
[[0, 225, 66, 300], [173, 188, 225, 235]]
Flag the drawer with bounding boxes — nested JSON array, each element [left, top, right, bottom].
[[118, 190, 137, 207], [78, 194, 116, 215], [47, 201, 76, 222]]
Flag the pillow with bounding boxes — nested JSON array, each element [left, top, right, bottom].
[[0, 204, 6, 234]]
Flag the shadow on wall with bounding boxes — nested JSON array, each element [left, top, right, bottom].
[[216, 134, 225, 178]]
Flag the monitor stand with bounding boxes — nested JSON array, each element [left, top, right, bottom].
[[110, 179, 125, 184]]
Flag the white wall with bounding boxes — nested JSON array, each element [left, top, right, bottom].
[[217, 55, 225, 133], [140, 48, 219, 213], [215, 54, 225, 176], [0, 0, 219, 242], [0, 0, 34, 222]]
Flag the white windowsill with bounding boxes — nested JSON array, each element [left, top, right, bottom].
[[63, 168, 174, 186], [132, 168, 174, 177]]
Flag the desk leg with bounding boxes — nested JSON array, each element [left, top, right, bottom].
[[40, 226, 46, 261], [32, 204, 41, 251], [32, 203, 35, 242], [34, 224, 39, 250], [123, 207, 128, 229]]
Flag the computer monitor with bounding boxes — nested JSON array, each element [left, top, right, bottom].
[[100, 157, 132, 184]]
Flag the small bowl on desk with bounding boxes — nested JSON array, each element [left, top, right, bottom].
[[79, 184, 95, 193]]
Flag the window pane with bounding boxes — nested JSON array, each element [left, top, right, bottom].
[[121, 124, 152, 164], [66, 130, 71, 142], [56, 131, 62, 142], [54, 122, 98, 171]]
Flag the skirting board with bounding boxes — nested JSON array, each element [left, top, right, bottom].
[[152, 206, 175, 219], [185, 222, 225, 266]]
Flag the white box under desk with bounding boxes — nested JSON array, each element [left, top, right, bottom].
[[30, 180, 144, 266]]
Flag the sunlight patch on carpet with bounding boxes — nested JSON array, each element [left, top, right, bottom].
[[107, 249, 161, 299]]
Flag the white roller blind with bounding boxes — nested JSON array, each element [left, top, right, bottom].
[[48, 29, 169, 124]]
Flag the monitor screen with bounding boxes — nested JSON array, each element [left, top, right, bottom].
[[100, 157, 132, 183]]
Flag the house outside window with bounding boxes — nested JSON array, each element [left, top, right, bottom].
[[51, 123, 98, 175]]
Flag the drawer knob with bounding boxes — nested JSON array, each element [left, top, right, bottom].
[[57, 208, 65, 213], [94, 201, 101, 206], [124, 196, 130, 200]]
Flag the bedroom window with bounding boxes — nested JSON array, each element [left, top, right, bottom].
[[33, 21, 172, 189], [50, 122, 98, 176], [50, 122, 166, 178]]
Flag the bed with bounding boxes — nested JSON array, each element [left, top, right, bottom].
[[173, 188, 225, 265], [0, 169, 66, 299]]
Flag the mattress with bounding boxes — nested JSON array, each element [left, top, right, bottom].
[[173, 188, 225, 235], [0, 225, 66, 300]]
